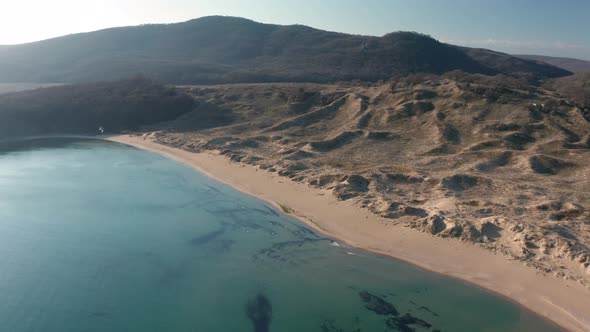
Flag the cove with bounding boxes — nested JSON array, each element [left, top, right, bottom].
[[0, 138, 562, 332]]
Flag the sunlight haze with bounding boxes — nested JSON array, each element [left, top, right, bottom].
[[0, 1, 589, 332], [1, 0, 589, 59]]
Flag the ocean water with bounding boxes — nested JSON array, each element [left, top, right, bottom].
[[0, 138, 562, 332]]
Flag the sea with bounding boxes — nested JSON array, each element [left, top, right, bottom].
[[0, 138, 562, 332]]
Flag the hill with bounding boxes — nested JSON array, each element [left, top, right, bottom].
[[516, 54, 590, 73], [546, 72, 590, 108], [0, 16, 571, 84], [0, 78, 194, 138]]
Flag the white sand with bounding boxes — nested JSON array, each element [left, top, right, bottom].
[[108, 134, 590, 332]]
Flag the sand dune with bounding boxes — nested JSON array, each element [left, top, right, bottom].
[[153, 79, 590, 292]]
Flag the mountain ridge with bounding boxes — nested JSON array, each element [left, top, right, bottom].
[[0, 16, 571, 84], [516, 54, 590, 73]]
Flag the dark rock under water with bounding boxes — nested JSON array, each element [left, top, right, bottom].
[[359, 290, 399, 316], [189, 228, 225, 246], [246, 293, 272, 332], [386, 313, 433, 332], [358, 290, 438, 332]]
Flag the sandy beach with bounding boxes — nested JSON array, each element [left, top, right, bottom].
[[108, 134, 590, 332]]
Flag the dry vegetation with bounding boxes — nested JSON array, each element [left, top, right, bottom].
[[149, 73, 590, 287], [546, 72, 590, 109], [517, 54, 590, 74]]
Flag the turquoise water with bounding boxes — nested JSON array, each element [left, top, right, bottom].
[[0, 138, 562, 332]]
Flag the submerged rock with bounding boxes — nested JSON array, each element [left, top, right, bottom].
[[189, 228, 225, 246], [358, 290, 398, 316], [246, 293, 272, 332], [386, 313, 432, 332]]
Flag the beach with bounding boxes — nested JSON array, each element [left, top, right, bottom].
[[108, 134, 590, 332]]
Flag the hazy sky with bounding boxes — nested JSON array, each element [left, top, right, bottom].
[[1, 0, 589, 60]]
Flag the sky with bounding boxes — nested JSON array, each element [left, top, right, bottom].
[[0, 0, 589, 60]]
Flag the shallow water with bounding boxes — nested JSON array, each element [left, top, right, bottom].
[[0, 138, 562, 332]]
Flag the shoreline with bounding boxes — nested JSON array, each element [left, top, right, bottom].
[[52, 133, 586, 331], [106, 134, 590, 332], [4, 134, 585, 330]]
